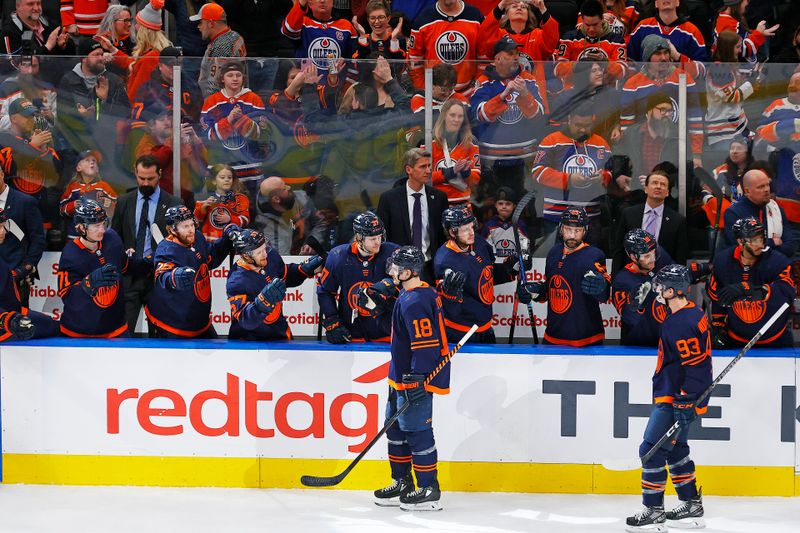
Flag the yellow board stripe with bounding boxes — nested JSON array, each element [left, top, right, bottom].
[[2, 454, 798, 496]]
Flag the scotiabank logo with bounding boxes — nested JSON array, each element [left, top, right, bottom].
[[106, 364, 390, 453]]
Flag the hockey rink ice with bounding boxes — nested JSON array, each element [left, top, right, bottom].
[[0, 485, 797, 532]]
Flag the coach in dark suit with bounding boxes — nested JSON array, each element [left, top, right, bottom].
[[111, 155, 183, 335], [377, 148, 448, 284], [611, 169, 687, 274]]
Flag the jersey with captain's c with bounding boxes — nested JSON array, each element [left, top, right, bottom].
[[389, 282, 450, 394], [316, 241, 400, 342], [654, 301, 712, 412], [433, 235, 499, 334], [145, 231, 232, 337], [707, 245, 794, 346], [542, 241, 610, 346], [481, 214, 529, 263], [226, 247, 314, 340], [611, 247, 672, 346], [57, 228, 129, 338]]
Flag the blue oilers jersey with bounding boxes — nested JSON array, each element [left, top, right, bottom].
[[481, 215, 530, 262], [389, 283, 450, 394], [57, 229, 128, 337]]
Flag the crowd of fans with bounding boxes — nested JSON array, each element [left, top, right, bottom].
[[1, 0, 800, 341]]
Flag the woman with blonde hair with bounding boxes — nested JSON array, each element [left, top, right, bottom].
[[430, 99, 480, 204], [194, 164, 250, 240]]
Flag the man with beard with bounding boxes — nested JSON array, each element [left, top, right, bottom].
[[111, 155, 183, 335], [145, 205, 237, 338], [708, 217, 794, 348], [226, 229, 323, 340], [192, 3, 246, 98], [611, 228, 672, 346], [522, 207, 610, 346], [317, 211, 400, 344], [0, 54, 56, 132], [57, 199, 129, 338], [433, 204, 518, 344], [253, 176, 297, 256]]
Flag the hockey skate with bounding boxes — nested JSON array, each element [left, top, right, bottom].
[[399, 481, 442, 511], [625, 505, 667, 532], [666, 488, 705, 529], [374, 474, 414, 507]]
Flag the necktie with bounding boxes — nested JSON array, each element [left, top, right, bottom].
[[644, 209, 657, 237], [411, 192, 422, 249], [136, 196, 150, 258]]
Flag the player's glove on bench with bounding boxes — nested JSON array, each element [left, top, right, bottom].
[[1, 312, 35, 340], [254, 278, 286, 314], [673, 393, 698, 430], [633, 281, 652, 311], [581, 269, 607, 297], [517, 281, 544, 305], [357, 277, 396, 316], [82, 263, 118, 296], [322, 316, 351, 344], [402, 373, 428, 405], [440, 269, 465, 302], [222, 223, 241, 241], [299, 255, 324, 277], [717, 281, 767, 307], [170, 267, 196, 290]]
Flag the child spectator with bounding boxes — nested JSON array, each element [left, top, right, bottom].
[[194, 164, 251, 241]]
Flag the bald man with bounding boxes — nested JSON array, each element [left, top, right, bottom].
[[723, 169, 796, 258], [252, 176, 297, 255]]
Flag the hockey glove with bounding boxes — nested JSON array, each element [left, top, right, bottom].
[[581, 269, 607, 297], [82, 263, 119, 296], [440, 269, 465, 302], [402, 373, 428, 405], [222, 223, 242, 241], [322, 316, 351, 344], [1, 312, 35, 340], [633, 281, 652, 311], [299, 255, 324, 277], [673, 393, 698, 430], [170, 267, 196, 290], [254, 278, 286, 314], [517, 281, 544, 305], [356, 278, 396, 316], [717, 282, 767, 307], [688, 261, 711, 282]]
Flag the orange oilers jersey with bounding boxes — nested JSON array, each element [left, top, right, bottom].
[[714, 13, 765, 62], [554, 28, 627, 82], [410, 91, 470, 114], [478, 8, 561, 64], [408, 3, 484, 96], [429, 137, 480, 203], [61, 0, 108, 35], [194, 193, 250, 241]]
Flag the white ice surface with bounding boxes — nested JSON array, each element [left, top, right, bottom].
[[0, 485, 797, 533]]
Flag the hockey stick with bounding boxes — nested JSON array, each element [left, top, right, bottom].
[[509, 191, 538, 344], [602, 302, 789, 471], [300, 323, 479, 487], [695, 167, 724, 264]]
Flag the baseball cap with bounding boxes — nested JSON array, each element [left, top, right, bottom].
[[189, 3, 226, 22], [77, 149, 102, 165], [9, 98, 36, 117], [493, 35, 521, 57], [219, 61, 244, 76], [76, 37, 103, 56], [495, 186, 519, 203]]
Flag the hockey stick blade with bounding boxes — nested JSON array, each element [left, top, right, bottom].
[[601, 302, 789, 471], [300, 324, 479, 487]]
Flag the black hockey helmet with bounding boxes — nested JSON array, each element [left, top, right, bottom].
[[653, 264, 691, 297], [73, 198, 108, 226], [732, 217, 765, 240], [560, 206, 588, 228], [352, 211, 385, 239], [442, 204, 475, 232], [164, 205, 195, 229], [233, 229, 266, 255], [387, 245, 425, 277], [624, 228, 657, 257]]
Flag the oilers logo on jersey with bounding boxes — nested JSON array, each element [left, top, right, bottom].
[[564, 154, 598, 183], [518, 52, 533, 72], [308, 37, 341, 68], [498, 92, 523, 125], [550, 274, 572, 314], [435, 31, 468, 64], [577, 46, 610, 61], [493, 238, 516, 258], [732, 299, 767, 324]]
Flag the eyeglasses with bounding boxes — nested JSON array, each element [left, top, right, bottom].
[[653, 106, 674, 114], [115, 18, 132, 23], [368, 15, 388, 22]]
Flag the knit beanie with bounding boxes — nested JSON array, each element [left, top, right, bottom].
[[641, 34, 671, 62], [136, 0, 165, 31]]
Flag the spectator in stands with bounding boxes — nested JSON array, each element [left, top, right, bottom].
[[253, 176, 296, 255], [409, 63, 467, 116], [0, 54, 56, 133], [347, 53, 411, 110], [1, 0, 71, 57], [611, 169, 687, 274], [531, 101, 618, 248], [628, 0, 707, 66], [554, 0, 627, 89], [714, 0, 777, 64], [701, 136, 753, 230], [472, 35, 544, 195], [480, 186, 530, 262], [723, 168, 796, 259], [59, 149, 117, 239], [351, 1, 407, 82], [281, 0, 354, 79], [617, 92, 678, 183], [620, 34, 704, 168], [201, 60, 268, 189], [126, 0, 173, 99], [296, 175, 340, 254], [218, 0, 293, 59], [429, 99, 480, 205], [133, 47, 204, 126], [600, 0, 640, 43], [756, 73, 800, 229], [93, 5, 135, 81], [163, 0, 207, 62], [192, 3, 247, 98], [60, 0, 108, 36], [194, 164, 250, 241], [408, 0, 484, 96]]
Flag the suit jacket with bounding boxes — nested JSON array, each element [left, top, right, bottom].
[[611, 202, 688, 275], [377, 181, 448, 256], [0, 186, 45, 271], [111, 187, 183, 253]]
